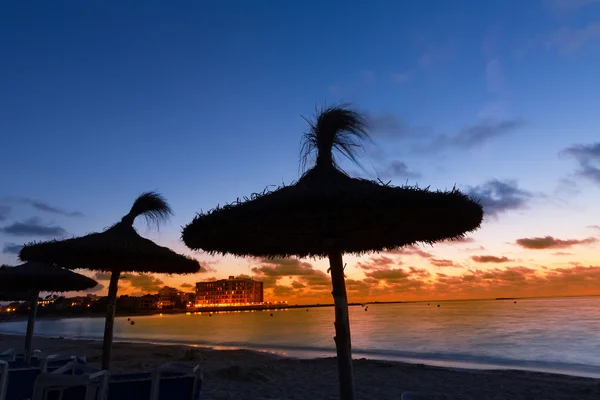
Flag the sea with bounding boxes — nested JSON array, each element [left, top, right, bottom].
[[1, 296, 599, 378]]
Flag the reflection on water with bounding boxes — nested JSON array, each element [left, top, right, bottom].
[[1, 297, 600, 377]]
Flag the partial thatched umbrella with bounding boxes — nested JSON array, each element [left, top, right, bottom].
[[0, 262, 98, 363], [19, 192, 201, 370], [182, 105, 484, 400]]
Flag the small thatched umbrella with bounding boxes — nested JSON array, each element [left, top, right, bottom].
[[182, 105, 483, 400], [19, 192, 201, 370], [0, 262, 98, 363]]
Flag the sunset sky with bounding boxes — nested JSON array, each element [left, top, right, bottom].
[[1, 0, 599, 303]]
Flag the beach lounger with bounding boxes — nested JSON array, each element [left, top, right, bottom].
[[32, 370, 109, 400], [106, 372, 154, 400], [0, 360, 8, 400], [51, 361, 101, 376], [401, 391, 436, 400], [153, 362, 202, 400], [41, 354, 87, 373], [5, 365, 41, 400], [1, 349, 42, 363], [106, 363, 202, 400]]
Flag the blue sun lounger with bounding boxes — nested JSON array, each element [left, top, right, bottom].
[[32, 370, 109, 400]]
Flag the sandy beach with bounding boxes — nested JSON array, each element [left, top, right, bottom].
[[1, 334, 598, 400]]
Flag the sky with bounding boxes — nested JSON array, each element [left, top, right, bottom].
[[1, 0, 600, 303]]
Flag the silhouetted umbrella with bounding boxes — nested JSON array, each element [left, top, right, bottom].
[[0, 262, 98, 363], [182, 105, 484, 400], [19, 192, 200, 370]]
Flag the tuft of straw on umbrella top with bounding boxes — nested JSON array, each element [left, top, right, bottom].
[[19, 191, 201, 370], [182, 104, 484, 400]]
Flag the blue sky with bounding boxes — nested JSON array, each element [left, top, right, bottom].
[[1, 1, 599, 301]]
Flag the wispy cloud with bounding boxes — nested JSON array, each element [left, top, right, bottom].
[[545, 0, 600, 11], [466, 179, 532, 217], [471, 255, 513, 263], [1, 217, 67, 237], [485, 58, 506, 94], [368, 114, 410, 138], [391, 71, 411, 84], [2, 242, 22, 255], [0, 206, 10, 222], [588, 225, 600, 232], [121, 273, 165, 292], [561, 142, 600, 185], [430, 259, 457, 268], [545, 21, 600, 54], [376, 160, 420, 180], [515, 235, 598, 250], [420, 119, 523, 153], [16, 198, 84, 217]]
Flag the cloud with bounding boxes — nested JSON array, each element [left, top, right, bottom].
[[545, 0, 600, 9], [552, 252, 572, 256], [199, 261, 217, 273], [377, 161, 420, 180], [121, 273, 165, 292], [466, 179, 532, 217], [1, 217, 67, 237], [86, 283, 105, 293], [471, 255, 512, 263], [561, 143, 600, 184], [388, 245, 433, 258], [0, 206, 10, 221], [515, 235, 598, 249], [291, 281, 306, 289], [2, 242, 22, 255], [94, 272, 112, 280], [251, 258, 330, 289], [18, 198, 84, 217], [430, 259, 457, 267], [546, 21, 600, 54], [417, 42, 456, 68], [588, 225, 600, 232], [180, 283, 194, 289], [391, 71, 411, 84], [423, 119, 523, 153], [356, 256, 397, 271], [368, 114, 410, 138], [365, 268, 410, 281], [485, 58, 506, 94]]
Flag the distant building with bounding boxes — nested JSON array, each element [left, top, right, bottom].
[[157, 286, 193, 309], [195, 276, 264, 306], [137, 294, 158, 310]]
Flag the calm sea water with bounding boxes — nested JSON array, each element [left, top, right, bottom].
[[1, 297, 600, 377]]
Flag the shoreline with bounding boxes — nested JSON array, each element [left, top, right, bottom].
[[0, 302, 366, 322], [0, 334, 598, 399], [1, 328, 600, 381]]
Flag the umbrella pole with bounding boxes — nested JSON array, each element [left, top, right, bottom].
[[24, 290, 39, 365], [329, 251, 355, 400], [101, 270, 121, 370]]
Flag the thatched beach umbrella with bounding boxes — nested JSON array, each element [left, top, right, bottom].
[[19, 192, 201, 370], [182, 105, 484, 400], [0, 262, 98, 363]]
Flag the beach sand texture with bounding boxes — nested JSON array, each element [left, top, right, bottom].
[[1, 334, 598, 400]]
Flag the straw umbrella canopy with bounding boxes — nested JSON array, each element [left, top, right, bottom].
[[19, 192, 201, 370], [182, 105, 484, 400], [0, 262, 98, 363]]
